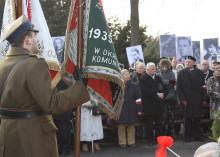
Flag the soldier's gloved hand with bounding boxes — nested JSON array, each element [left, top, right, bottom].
[[56, 80, 69, 90], [73, 66, 82, 81], [181, 101, 188, 107], [62, 72, 76, 86], [73, 66, 87, 85]]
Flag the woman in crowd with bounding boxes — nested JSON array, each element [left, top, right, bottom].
[[157, 59, 176, 136], [176, 64, 185, 73], [117, 69, 143, 148], [157, 59, 175, 92], [207, 65, 220, 119], [80, 98, 104, 152], [139, 62, 167, 146], [171, 57, 178, 79]]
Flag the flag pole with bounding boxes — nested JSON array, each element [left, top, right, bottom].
[[15, 0, 22, 18], [74, 0, 85, 157]]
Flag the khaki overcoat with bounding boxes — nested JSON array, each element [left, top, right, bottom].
[[0, 47, 90, 157]]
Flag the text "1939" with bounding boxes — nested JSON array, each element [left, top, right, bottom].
[[89, 28, 112, 43]]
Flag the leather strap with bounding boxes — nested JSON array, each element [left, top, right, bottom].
[[0, 55, 30, 99], [0, 109, 48, 118]]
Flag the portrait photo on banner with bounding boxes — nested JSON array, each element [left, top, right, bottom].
[[192, 41, 201, 64], [126, 45, 145, 68], [159, 34, 176, 58], [52, 36, 65, 64], [203, 38, 219, 61], [176, 36, 193, 63]]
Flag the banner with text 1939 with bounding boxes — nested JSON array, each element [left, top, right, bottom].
[[83, 0, 124, 119]]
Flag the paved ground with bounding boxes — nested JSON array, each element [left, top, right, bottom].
[[62, 135, 213, 157]]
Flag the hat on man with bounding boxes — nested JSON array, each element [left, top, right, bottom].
[[185, 56, 196, 62], [1, 15, 39, 44]]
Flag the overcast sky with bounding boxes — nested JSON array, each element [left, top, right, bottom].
[[102, 0, 220, 41]]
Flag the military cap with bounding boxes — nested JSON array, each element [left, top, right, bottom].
[[185, 56, 196, 61], [1, 15, 39, 44]]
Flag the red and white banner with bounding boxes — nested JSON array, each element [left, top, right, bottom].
[[64, 0, 124, 119]]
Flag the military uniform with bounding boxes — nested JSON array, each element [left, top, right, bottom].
[[0, 46, 89, 157]]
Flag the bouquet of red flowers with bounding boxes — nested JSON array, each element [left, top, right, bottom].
[[169, 79, 176, 85]]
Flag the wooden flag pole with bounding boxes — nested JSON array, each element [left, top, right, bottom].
[[16, 0, 22, 18], [74, 0, 85, 157]]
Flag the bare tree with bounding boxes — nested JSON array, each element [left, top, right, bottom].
[[130, 0, 139, 46]]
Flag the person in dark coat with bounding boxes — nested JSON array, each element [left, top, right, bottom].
[[53, 111, 73, 156], [53, 81, 73, 156], [201, 60, 213, 84], [130, 62, 146, 85], [176, 56, 207, 142], [157, 59, 177, 135], [130, 63, 146, 139], [157, 59, 176, 102], [139, 62, 167, 146], [116, 69, 143, 148], [200, 60, 213, 132]]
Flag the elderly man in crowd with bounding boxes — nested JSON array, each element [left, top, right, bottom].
[[201, 60, 213, 84], [177, 56, 207, 142], [130, 62, 146, 139], [139, 62, 167, 146], [130, 62, 146, 85]]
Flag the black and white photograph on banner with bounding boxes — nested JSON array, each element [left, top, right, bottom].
[[216, 55, 220, 63], [176, 36, 192, 63], [159, 34, 176, 58], [52, 36, 65, 64], [192, 41, 201, 64], [203, 38, 219, 61], [126, 45, 145, 68]]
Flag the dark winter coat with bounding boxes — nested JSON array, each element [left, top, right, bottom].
[[204, 69, 214, 83], [139, 73, 167, 116], [117, 82, 143, 124], [53, 111, 73, 121], [130, 72, 142, 85], [176, 67, 207, 118]]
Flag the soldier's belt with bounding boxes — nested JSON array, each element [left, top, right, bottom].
[[0, 109, 48, 118]]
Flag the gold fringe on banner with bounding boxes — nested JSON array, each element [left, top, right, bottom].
[[87, 85, 124, 120], [83, 72, 124, 88], [83, 67, 124, 119], [46, 60, 61, 72]]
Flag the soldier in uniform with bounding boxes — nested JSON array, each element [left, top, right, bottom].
[[0, 15, 90, 157]]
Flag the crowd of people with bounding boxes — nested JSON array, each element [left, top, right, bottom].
[[53, 56, 220, 155], [116, 56, 220, 147], [1, 15, 220, 157]]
